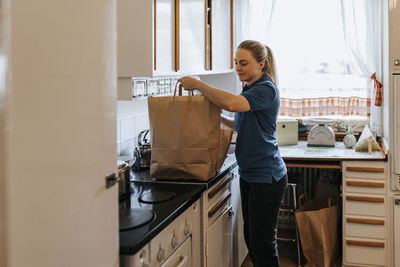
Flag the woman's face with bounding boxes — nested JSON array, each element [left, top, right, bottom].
[[234, 48, 264, 85]]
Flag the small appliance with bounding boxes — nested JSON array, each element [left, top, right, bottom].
[[276, 118, 298, 146], [307, 118, 335, 147]]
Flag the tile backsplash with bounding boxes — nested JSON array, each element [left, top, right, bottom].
[[117, 98, 149, 157]]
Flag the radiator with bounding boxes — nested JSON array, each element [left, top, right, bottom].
[[286, 167, 320, 201]]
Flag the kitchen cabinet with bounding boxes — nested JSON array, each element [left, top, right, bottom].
[[117, 0, 176, 77], [201, 170, 234, 267], [178, 0, 206, 72], [117, 0, 176, 95], [342, 160, 390, 267], [231, 166, 248, 267], [156, 0, 176, 74], [390, 0, 400, 71], [117, 0, 154, 78], [211, 0, 233, 72], [117, 0, 234, 96]]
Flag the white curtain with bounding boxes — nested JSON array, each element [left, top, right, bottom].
[[340, 0, 382, 136], [235, 0, 276, 46]]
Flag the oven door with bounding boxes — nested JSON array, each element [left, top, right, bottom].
[[160, 237, 192, 267]]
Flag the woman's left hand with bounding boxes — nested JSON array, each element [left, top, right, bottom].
[[179, 76, 203, 91]]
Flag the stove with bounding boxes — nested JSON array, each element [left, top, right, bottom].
[[119, 180, 205, 255]]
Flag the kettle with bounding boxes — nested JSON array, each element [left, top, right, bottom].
[[133, 129, 151, 169]]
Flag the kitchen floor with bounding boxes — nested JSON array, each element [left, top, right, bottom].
[[240, 241, 301, 267], [240, 240, 342, 267]]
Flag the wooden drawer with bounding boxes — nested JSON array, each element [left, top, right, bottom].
[[344, 193, 386, 217], [344, 238, 386, 266], [344, 215, 385, 239], [344, 178, 386, 194], [343, 161, 386, 180]]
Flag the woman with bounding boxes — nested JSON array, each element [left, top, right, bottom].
[[180, 40, 287, 267]]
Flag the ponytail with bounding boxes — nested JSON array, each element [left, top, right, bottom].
[[263, 45, 277, 84]]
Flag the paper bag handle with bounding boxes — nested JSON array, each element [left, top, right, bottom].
[[174, 80, 194, 97]]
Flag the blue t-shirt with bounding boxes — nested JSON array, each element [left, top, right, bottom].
[[234, 75, 287, 183]]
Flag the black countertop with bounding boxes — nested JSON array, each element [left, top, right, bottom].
[[119, 154, 237, 255]]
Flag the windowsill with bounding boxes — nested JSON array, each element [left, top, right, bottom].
[[278, 115, 368, 129]]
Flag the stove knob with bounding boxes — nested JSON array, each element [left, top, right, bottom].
[[184, 222, 191, 236], [139, 258, 150, 267], [171, 234, 179, 248], [157, 247, 166, 262]]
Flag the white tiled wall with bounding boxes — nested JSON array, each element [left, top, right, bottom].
[[117, 98, 149, 156]]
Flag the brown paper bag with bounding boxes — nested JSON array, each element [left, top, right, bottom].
[[295, 196, 340, 267], [148, 83, 223, 180], [216, 127, 233, 172]]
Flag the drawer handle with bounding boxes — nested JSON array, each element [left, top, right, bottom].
[[346, 239, 385, 248], [208, 175, 231, 199], [346, 181, 385, 188], [208, 192, 231, 218], [346, 196, 384, 203], [346, 217, 384, 225], [346, 166, 384, 173]]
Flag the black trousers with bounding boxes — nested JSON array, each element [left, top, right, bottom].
[[240, 174, 288, 267]]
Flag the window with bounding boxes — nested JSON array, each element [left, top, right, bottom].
[[237, 0, 382, 118]]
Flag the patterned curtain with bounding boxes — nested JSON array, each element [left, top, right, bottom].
[[279, 96, 370, 117]]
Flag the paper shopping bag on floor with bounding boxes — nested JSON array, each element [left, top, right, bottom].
[[148, 83, 222, 180], [295, 196, 340, 267]]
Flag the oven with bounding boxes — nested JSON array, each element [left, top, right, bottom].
[[119, 181, 203, 267]]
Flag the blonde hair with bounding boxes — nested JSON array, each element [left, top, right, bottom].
[[237, 40, 277, 84]]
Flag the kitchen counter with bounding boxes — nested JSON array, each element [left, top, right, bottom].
[[120, 154, 238, 255], [279, 141, 387, 161]]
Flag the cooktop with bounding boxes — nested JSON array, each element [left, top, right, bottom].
[[119, 181, 205, 255]]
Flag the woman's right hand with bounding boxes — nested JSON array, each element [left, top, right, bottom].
[[179, 76, 204, 91]]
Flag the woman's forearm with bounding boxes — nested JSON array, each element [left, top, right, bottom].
[[178, 77, 250, 112], [196, 83, 250, 112], [197, 84, 236, 111]]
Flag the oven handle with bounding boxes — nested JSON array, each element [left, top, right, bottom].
[[176, 255, 188, 267]]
